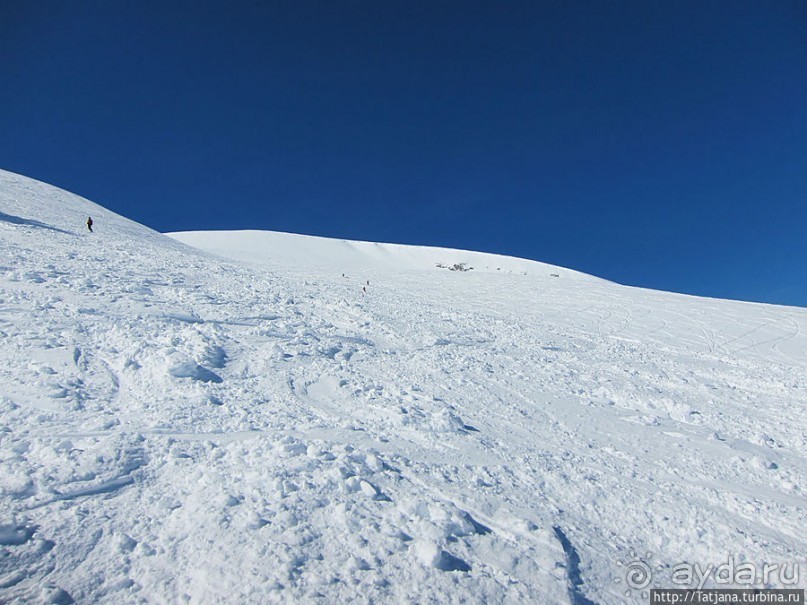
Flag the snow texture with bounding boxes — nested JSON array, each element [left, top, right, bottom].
[[0, 168, 805, 603]]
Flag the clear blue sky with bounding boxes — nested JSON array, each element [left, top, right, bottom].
[[1, 2, 805, 306]]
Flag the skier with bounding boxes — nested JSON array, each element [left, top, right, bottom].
[[86, 217, 93, 232]]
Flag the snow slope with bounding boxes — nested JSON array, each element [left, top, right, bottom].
[[1, 167, 805, 603], [168, 229, 606, 282]]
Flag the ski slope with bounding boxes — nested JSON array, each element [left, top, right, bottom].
[[1, 168, 805, 603]]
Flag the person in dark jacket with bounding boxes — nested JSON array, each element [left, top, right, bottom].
[[87, 217, 93, 232]]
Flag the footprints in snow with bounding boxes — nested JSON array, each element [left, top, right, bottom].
[[167, 358, 223, 384], [298, 374, 480, 438], [0, 524, 36, 546], [0, 431, 145, 602]]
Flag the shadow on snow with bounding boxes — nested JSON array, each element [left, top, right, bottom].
[[0, 211, 74, 235]]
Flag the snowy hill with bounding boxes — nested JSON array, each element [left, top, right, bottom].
[[1, 167, 805, 603], [168, 229, 607, 282]]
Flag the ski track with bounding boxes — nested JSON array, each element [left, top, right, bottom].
[[1, 168, 806, 603]]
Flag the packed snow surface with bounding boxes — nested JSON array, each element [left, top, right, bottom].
[[1, 168, 805, 603]]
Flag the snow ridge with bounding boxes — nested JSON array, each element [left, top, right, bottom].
[[168, 229, 608, 282]]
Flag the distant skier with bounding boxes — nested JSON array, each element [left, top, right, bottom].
[[86, 217, 93, 232]]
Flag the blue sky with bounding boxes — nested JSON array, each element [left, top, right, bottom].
[[1, 2, 805, 306]]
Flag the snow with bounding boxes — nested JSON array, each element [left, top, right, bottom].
[[167, 229, 606, 281], [1, 167, 805, 603]]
